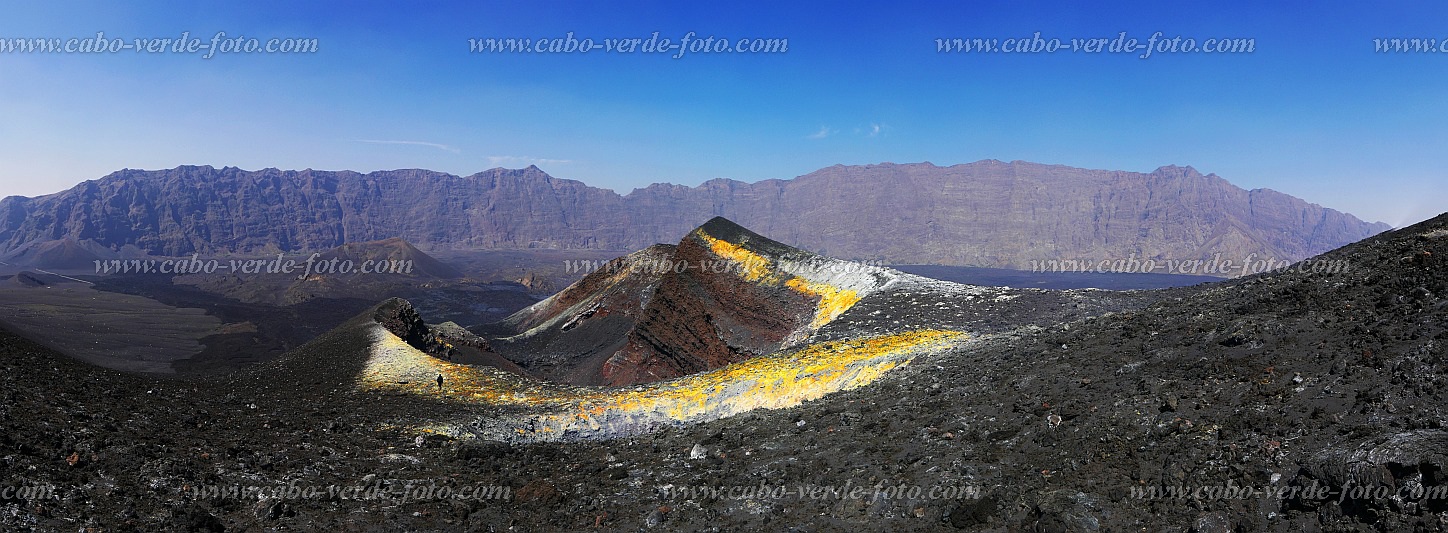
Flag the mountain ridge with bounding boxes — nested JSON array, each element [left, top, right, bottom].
[[0, 161, 1390, 270]]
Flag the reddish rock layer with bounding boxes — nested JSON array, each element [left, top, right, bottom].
[[599, 228, 819, 385]]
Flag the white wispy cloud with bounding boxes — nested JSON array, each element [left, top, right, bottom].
[[356, 139, 460, 153], [486, 155, 573, 168], [806, 126, 834, 140], [852, 123, 889, 137]]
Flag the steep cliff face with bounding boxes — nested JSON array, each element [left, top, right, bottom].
[[712, 162, 1391, 268], [0, 161, 1391, 269], [0, 165, 635, 256]]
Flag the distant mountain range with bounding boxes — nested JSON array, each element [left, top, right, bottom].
[[0, 161, 1390, 270]]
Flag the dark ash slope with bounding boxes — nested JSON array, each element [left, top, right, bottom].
[[0, 214, 1442, 532]]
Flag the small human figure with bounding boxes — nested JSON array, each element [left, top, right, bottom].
[[436, 373, 444, 391]]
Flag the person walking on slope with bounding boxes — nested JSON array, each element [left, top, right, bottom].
[[436, 373, 444, 392]]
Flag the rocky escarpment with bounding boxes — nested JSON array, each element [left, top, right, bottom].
[[0, 161, 1389, 270]]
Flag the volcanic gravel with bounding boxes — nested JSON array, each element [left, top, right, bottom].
[[0, 215, 1445, 531]]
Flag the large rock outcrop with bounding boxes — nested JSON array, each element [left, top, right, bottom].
[[494, 217, 895, 386]]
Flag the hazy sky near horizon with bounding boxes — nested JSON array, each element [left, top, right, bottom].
[[1, 1, 1445, 227]]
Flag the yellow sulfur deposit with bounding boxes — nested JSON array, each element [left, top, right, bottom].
[[361, 326, 966, 441], [700, 232, 861, 329]]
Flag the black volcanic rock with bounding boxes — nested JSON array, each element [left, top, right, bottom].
[[0, 210, 1445, 531], [373, 297, 522, 375], [373, 297, 435, 349], [0, 161, 1389, 270]]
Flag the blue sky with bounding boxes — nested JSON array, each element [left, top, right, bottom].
[[1, 1, 1445, 227]]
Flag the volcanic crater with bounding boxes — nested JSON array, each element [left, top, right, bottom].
[[357, 217, 971, 442]]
